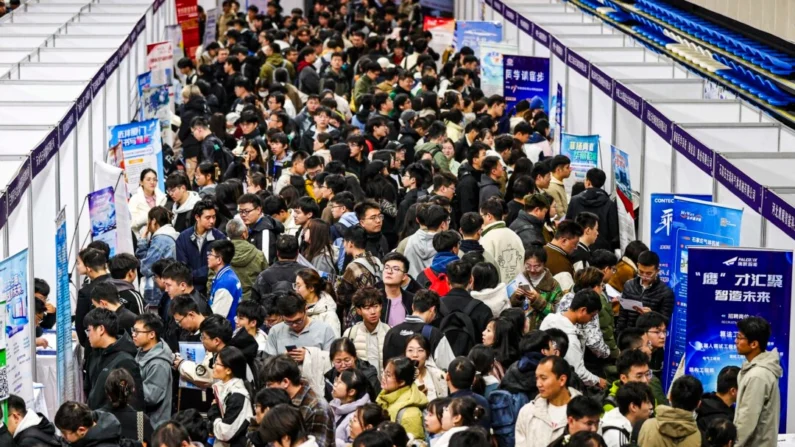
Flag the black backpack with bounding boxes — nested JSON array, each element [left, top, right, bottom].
[[439, 299, 480, 357]]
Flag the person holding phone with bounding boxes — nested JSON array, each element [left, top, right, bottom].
[[264, 291, 336, 364], [509, 245, 564, 331]]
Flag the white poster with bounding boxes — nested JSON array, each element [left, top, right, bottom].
[[146, 41, 174, 87], [478, 41, 518, 97], [93, 162, 135, 256]]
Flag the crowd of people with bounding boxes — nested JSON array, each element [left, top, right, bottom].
[[15, 2, 784, 447]]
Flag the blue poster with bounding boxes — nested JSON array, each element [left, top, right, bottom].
[[479, 42, 517, 97], [503, 55, 550, 115], [555, 82, 564, 136], [611, 146, 635, 250], [109, 120, 165, 194], [0, 249, 34, 406], [663, 197, 743, 391], [560, 133, 599, 191], [55, 208, 73, 406], [686, 247, 791, 427], [136, 72, 152, 121], [455, 21, 502, 55], [88, 186, 118, 256], [650, 193, 712, 286]]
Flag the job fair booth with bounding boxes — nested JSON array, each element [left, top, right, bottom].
[[474, 0, 795, 431]]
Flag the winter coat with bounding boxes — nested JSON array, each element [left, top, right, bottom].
[[638, 405, 702, 447], [211, 378, 254, 447], [171, 191, 202, 234], [545, 177, 568, 218], [101, 405, 153, 446], [331, 394, 371, 447], [253, 260, 305, 300], [399, 126, 421, 164], [175, 226, 227, 296], [432, 426, 468, 447], [585, 292, 619, 377], [540, 313, 601, 387], [376, 384, 428, 441], [307, 293, 341, 338], [178, 97, 210, 159], [616, 277, 675, 332], [515, 387, 582, 447], [500, 351, 544, 401], [298, 64, 321, 95], [226, 239, 268, 302], [601, 407, 633, 447], [735, 349, 782, 447], [404, 229, 438, 278], [608, 256, 637, 293], [320, 68, 351, 99], [248, 215, 285, 265], [440, 288, 493, 337], [324, 359, 381, 404], [565, 188, 620, 251], [510, 211, 546, 251], [0, 424, 12, 447], [129, 187, 167, 237], [71, 411, 122, 447], [12, 412, 60, 447], [696, 393, 735, 433], [470, 283, 510, 318], [420, 361, 449, 401], [352, 76, 375, 105], [209, 265, 243, 324], [259, 53, 292, 83], [135, 340, 174, 427], [481, 221, 525, 283], [383, 315, 456, 372], [136, 224, 179, 306], [478, 174, 503, 205], [544, 243, 574, 276], [342, 321, 390, 376], [445, 120, 463, 142], [85, 335, 145, 410]]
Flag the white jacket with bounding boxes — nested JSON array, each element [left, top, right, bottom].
[[601, 407, 632, 447], [431, 426, 468, 447], [471, 283, 511, 318], [129, 186, 167, 236], [343, 321, 390, 377], [212, 378, 254, 447], [481, 222, 526, 283], [539, 313, 601, 386], [307, 292, 341, 337], [515, 387, 582, 447], [421, 360, 449, 401]]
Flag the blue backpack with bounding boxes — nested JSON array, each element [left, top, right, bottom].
[[488, 390, 530, 447]]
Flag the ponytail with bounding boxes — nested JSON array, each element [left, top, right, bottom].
[[448, 396, 484, 427]]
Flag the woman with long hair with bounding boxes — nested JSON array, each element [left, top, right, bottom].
[[135, 206, 179, 307], [129, 168, 167, 237], [256, 404, 314, 447], [210, 112, 237, 150], [608, 240, 649, 293], [324, 338, 380, 403], [213, 181, 241, 232], [210, 346, 255, 447], [505, 158, 533, 203], [376, 356, 428, 441], [294, 269, 341, 337], [433, 397, 487, 447], [301, 219, 338, 275], [467, 344, 500, 397], [404, 334, 448, 400], [348, 403, 390, 442], [330, 368, 372, 447], [224, 138, 267, 182], [103, 369, 154, 446]]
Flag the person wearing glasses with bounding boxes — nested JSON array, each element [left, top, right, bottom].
[[174, 314, 233, 392], [602, 348, 656, 414], [237, 193, 284, 265], [636, 312, 669, 383], [132, 313, 174, 427], [616, 250, 674, 333]]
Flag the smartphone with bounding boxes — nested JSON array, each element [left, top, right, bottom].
[[286, 345, 297, 352], [519, 284, 531, 292]]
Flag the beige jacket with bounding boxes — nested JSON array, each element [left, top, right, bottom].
[[638, 405, 702, 447], [515, 387, 582, 447], [343, 321, 390, 377], [545, 177, 568, 219]]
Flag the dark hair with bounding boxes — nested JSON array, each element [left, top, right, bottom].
[[466, 345, 493, 395], [262, 354, 302, 385], [236, 301, 266, 327], [148, 206, 172, 227], [302, 219, 335, 267], [274, 291, 306, 317], [670, 375, 703, 411], [105, 368, 136, 409], [330, 191, 355, 211], [79, 248, 107, 271], [545, 328, 570, 357], [566, 432, 607, 447], [616, 381, 654, 415], [519, 330, 552, 356], [254, 388, 291, 410], [567, 395, 603, 419], [338, 368, 369, 401], [7, 394, 26, 417], [446, 260, 473, 288], [257, 404, 307, 444], [385, 356, 416, 388], [169, 294, 200, 317], [276, 235, 300, 259], [485, 317, 519, 367], [737, 316, 771, 352], [357, 403, 390, 431], [636, 312, 668, 331], [383, 252, 410, 274], [352, 287, 383, 309], [209, 239, 235, 265], [200, 314, 233, 344], [623, 241, 649, 264], [531, 161, 551, 180], [165, 172, 190, 190], [197, 161, 216, 181], [353, 429, 392, 447], [568, 289, 602, 313], [448, 427, 490, 447], [217, 346, 250, 382], [524, 244, 547, 264], [109, 253, 139, 280], [479, 196, 504, 220], [573, 267, 604, 292], [549, 155, 571, 172], [716, 366, 740, 394], [471, 262, 500, 291], [460, 212, 484, 236], [448, 356, 476, 391], [192, 199, 217, 222], [296, 268, 336, 301], [705, 419, 737, 447], [135, 313, 164, 342], [554, 220, 584, 240], [84, 308, 119, 338], [412, 289, 440, 314], [575, 212, 599, 232], [90, 281, 120, 305], [432, 230, 460, 252], [139, 168, 158, 182], [172, 411, 207, 446], [448, 396, 486, 427], [538, 355, 571, 384], [617, 328, 647, 351], [616, 348, 650, 377], [34, 278, 50, 297], [585, 168, 606, 189], [590, 249, 618, 270], [343, 225, 368, 249], [54, 401, 94, 432], [637, 250, 660, 268]]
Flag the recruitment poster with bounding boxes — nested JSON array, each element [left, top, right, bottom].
[[0, 249, 33, 407], [479, 42, 517, 97], [455, 21, 502, 55], [179, 342, 206, 389], [664, 196, 743, 391], [175, 0, 200, 59], [146, 41, 174, 87], [94, 162, 135, 256], [686, 246, 791, 427], [203, 8, 217, 47], [502, 55, 550, 114], [108, 120, 165, 194], [423, 17, 455, 65], [560, 133, 599, 194], [88, 186, 118, 256], [649, 193, 712, 285], [611, 146, 635, 250], [55, 208, 73, 406]]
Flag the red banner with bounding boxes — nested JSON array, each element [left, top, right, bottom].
[[175, 0, 200, 59]]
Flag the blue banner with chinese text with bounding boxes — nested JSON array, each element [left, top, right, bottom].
[[560, 133, 599, 193], [502, 55, 550, 115]]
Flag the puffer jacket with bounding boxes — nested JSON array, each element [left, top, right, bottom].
[[638, 405, 701, 447], [375, 384, 428, 441], [331, 394, 371, 447], [515, 387, 582, 447], [511, 270, 563, 331], [178, 96, 210, 159], [12, 412, 60, 447], [227, 239, 268, 302], [342, 321, 390, 377], [129, 187, 167, 237], [471, 283, 510, 318], [478, 174, 502, 204], [70, 411, 122, 447], [171, 191, 202, 233], [735, 349, 782, 447], [135, 340, 174, 427], [457, 162, 484, 215], [616, 277, 675, 332], [307, 292, 341, 337], [510, 210, 546, 251], [211, 378, 254, 447], [500, 351, 544, 401], [85, 335, 145, 410], [136, 224, 180, 306]]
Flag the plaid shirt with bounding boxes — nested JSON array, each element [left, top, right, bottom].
[[292, 380, 335, 447], [557, 292, 610, 359]]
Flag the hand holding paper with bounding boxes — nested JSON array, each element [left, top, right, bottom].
[[618, 297, 643, 311]]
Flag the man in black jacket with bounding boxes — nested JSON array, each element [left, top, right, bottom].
[[54, 402, 122, 447], [565, 168, 619, 251], [457, 142, 487, 215], [6, 394, 60, 447], [75, 248, 113, 349], [355, 200, 389, 259], [238, 193, 284, 264], [439, 260, 493, 356], [396, 163, 429, 236], [398, 111, 423, 165], [90, 282, 137, 336], [454, 120, 479, 163], [616, 251, 674, 332], [696, 366, 739, 432], [83, 308, 145, 410], [252, 235, 304, 300]]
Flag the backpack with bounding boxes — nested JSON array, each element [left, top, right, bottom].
[[439, 299, 480, 356], [488, 389, 530, 447], [602, 426, 633, 447], [423, 267, 450, 296], [251, 350, 272, 390]]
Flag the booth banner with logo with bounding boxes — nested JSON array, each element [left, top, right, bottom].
[[611, 146, 635, 250], [55, 208, 73, 406], [109, 120, 165, 194], [479, 42, 517, 97], [146, 41, 173, 87], [94, 162, 135, 256], [560, 133, 599, 194], [0, 249, 33, 407], [650, 193, 713, 285], [423, 17, 455, 64], [203, 8, 217, 47], [686, 246, 791, 427], [455, 21, 502, 55], [88, 186, 118, 256], [663, 196, 743, 391], [503, 55, 550, 115], [175, 0, 200, 58]]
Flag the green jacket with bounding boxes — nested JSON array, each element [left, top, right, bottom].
[[600, 292, 620, 380], [603, 378, 669, 414], [514, 269, 563, 331], [352, 75, 375, 105], [225, 239, 268, 301], [259, 53, 294, 84], [376, 384, 428, 441]]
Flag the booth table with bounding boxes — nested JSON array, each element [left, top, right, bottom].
[[36, 331, 84, 419]]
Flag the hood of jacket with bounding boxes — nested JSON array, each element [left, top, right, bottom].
[[416, 141, 441, 153], [430, 251, 460, 274], [515, 210, 544, 227], [74, 411, 121, 447], [500, 353, 544, 395], [742, 348, 783, 378], [184, 96, 209, 115], [471, 283, 508, 303], [153, 224, 180, 241], [136, 340, 174, 367], [330, 393, 371, 417], [339, 211, 359, 228], [575, 188, 611, 207], [376, 384, 428, 418], [601, 407, 631, 431], [216, 377, 251, 399], [528, 132, 548, 144], [230, 239, 262, 268], [654, 405, 699, 439], [266, 53, 285, 67], [253, 214, 285, 235], [102, 334, 138, 358], [408, 229, 437, 265], [174, 191, 201, 214], [14, 412, 60, 447], [307, 292, 337, 316], [478, 174, 499, 189], [697, 393, 732, 420], [108, 278, 135, 292], [231, 329, 259, 361], [460, 239, 484, 253]]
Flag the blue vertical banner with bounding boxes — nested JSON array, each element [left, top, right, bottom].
[[479, 41, 518, 97], [502, 55, 550, 115], [454, 21, 502, 55], [686, 247, 791, 428], [560, 133, 599, 194], [650, 193, 712, 286], [663, 197, 743, 391], [88, 186, 118, 256], [55, 208, 73, 406], [555, 83, 564, 141], [0, 249, 34, 407]]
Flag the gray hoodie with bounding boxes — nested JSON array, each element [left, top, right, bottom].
[[136, 341, 174, 427], [735, 348, 783, 447], [404, 229, 437, 278]]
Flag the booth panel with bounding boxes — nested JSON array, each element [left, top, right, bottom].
[[761, 113, 778, 124], [687, 126, 780, 153], [621, 80, 703, 100], [522, 13, 590, 23], [551, 51, 566, 149], [0, 129, 50, 153], [25, 4, 85, 13], [673, 151, 712, 199], [732, 158, 795, 188], [641, 133, 673, 243], [0, 65, 11, 78], [59, 132, 78, 268], [32, 158, 57, 286], [97, 0, 153, 4], [0, 51, 29, 63], [0, 37, 49, 48], [575, 48, 646, 62], [53, 35, 126, 48], [37, 50, 114, 63], [77, 14, 141, 23], [566, 71, 590, 136], [591, 90, 614, 188], [764, 220, 795, 251], [92, 89, 106, 162], [600, 64, 675, 79], [715, 183, 762, 246], [0, 83, 84, 101], [10, 14, 73, 23], [106, 72, 121, 129], [0, 105, 71, 125], [7, 193, 30, 257], [559, 35, 625, 47], [87, 4, 150, 13], [78, 112, 93, 250], [18, 64, 99, 81], [740, 104, 760, 123], [0, 161, 23, 194], [519, 29, 534, 56], [533, 44, 550, 58], [0, 25, 61, 34], [653, 102, 741, 123], [64, 24, 135, 35], [780, 128, 795, 153]]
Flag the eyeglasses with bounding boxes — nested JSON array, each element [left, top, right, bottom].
[[364, 214, 385, 222], [735, 334, 748, 341], [131, 329, 153, 336], [174, 315, 186, 326], [238, 207, 257, 216], [384, 265, 404, 274], [283, 314, 305, 327]]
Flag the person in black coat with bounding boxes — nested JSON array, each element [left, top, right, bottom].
[[6, 395, 61, 447], [565, 168, 620, 252], [53, 403, 123, 447], [76, 248, 114, 350], [457, 143, 487, 215], [90, 282, 137, 336], [251, 235, 304, 300], [696, 366, 739, 432], [101, 369, 154, 446]]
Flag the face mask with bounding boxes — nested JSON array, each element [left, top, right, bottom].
[[259, 91, 268, 98]]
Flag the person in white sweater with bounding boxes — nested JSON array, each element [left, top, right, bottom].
[[479, 198, 525, 283], [539, 289, 607, 389], [601, 382, 655, 447]]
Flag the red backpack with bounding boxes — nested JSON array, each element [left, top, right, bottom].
[[424, 267, 451, 296]]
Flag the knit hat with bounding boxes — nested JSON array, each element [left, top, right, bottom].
[[529, 96, 545, 111], [399, 110, 417, 127]]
